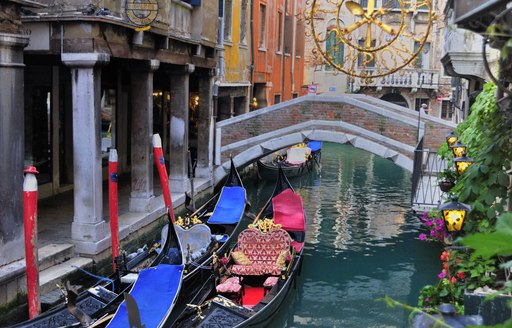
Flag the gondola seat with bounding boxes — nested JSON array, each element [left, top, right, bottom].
[[263, 276, 279, 295], [231, 228, 291, 276], [175, 224, 212, 262]]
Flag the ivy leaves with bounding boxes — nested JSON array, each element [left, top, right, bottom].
[[447, 82, 512, 232], [461, 213, 512, 259]]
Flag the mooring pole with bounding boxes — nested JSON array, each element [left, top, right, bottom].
[[108, 149, 119, 270], [153, 134, 174, 222], [23, 166, 40, 318]]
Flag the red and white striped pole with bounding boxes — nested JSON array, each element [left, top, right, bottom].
[[108, 149, 119, 271], [23, 166, 40, 319], [153, 134, 175, 222]]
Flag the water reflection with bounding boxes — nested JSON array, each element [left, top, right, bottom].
[[244, 143, 440, 327]]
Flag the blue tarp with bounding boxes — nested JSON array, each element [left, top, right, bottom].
[[307, 141, 322, 152], [207, 186, 246, 225], [107, 264, 184, 328]]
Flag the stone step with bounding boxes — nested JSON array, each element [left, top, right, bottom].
[[38, 244, 75, 271], [0, 243, 75, 287], [39, 257, 93, 297]]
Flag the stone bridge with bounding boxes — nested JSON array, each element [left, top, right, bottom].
[[213, 94, 456, 182]]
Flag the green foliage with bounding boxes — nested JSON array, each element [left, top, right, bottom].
[[447, 83, 512, 233], [416, 249, 493, 312], [462, 212, 512, 259]]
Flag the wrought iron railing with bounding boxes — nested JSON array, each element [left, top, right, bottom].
[[411, 138, 449, 209]]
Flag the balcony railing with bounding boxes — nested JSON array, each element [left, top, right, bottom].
[[168, 0, 192, 39], [353, 69, 440, 90]]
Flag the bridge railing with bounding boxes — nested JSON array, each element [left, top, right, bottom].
[[411, 140, 449, 210], [352, 69, 440, 91]]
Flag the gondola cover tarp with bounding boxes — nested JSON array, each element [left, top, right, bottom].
[[107, 264, 184, 327], [273, 189, 305, 232], [207, 186, 246, 224]]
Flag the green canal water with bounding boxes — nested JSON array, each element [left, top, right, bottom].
[[243, 143, 442, 328]]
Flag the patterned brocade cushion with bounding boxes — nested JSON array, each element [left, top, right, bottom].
[[237, 228, 292, 263], [231, 251, 252, 265], [216, 282, 242, 294], [231, 263, 282, 276]]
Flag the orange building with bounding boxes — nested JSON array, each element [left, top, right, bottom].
[[252, 0, 306, 109]]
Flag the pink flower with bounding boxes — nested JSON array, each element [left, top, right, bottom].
[[424, 297, 430, 303], [219, 257, 229, 265], [421, 212, 428, 221], [419, 233, 427, 241], [430, 230, 437, 236], [435, 218, 443, 226], [438, 270, 446, 279], [424, 220, 433, 226]]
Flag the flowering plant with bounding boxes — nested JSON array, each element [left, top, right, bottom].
[[418, 210, 448, 243], [418, 250, 465, 313]]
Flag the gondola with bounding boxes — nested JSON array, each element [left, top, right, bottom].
[[103, 158, 248, 327], [11, 210, 180, 328], [174, 165, 307, 328], [257, 141, 322, 180]]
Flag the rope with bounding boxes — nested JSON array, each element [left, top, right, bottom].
[[72, 265, 115, 292], [187, 260, 212, 270]]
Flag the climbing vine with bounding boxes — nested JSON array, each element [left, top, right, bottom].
[[438, 83, 512, 233]]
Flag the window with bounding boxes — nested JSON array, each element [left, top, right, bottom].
[[292, 93, 298, 99], [240, 0, 247, 45], [325, 28, 344, 70], [277, 11, 283, 52], [414, 98, 429, 112], [295, 21, 305, 57], [441, 100, 453, 119], [357, 39, 375, 68], [274, 94, 281, 104], [360, 0, 368, 7], [414, 41, 430, 69], [284, 15, 293, 54], [259, 4, 266, 48], [223, 0, 232, 42]]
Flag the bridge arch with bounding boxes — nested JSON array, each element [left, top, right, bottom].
[[213, 94, 456, 183]]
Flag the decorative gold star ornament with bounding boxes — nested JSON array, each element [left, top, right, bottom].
[[306, 0, 435, 81]]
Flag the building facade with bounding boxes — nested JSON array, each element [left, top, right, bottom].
[[216, 0, 252, 120], [0, 0, 220, 262], [304, 0, 458, 121], [252, 0, 306, 109]]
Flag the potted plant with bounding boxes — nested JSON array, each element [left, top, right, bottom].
[[437, 168, 457, 192]]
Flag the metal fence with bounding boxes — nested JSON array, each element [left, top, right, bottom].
[[411, 138, 449, 209]]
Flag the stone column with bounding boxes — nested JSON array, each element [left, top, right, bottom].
[[195, 69, 215, 179], [62, 53, 110, 254], [229, 96, 235, 118], [169, 64, 194, 193], [0, 32, 29, 266], [129, 60, 160, 212]]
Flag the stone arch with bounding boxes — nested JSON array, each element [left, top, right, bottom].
[[214, 129, 413, 183], [380, 93, 409, 108]]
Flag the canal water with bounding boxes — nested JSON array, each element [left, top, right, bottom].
[[243, 142, 441, 328]]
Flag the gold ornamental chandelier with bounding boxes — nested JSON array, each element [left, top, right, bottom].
[[306, 0, 436, 81]]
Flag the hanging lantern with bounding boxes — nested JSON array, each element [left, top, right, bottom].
[[450, 140, 467, 158], [445, 131, 459, 147], [438, 196, 471, 232], [454, 154, 474, 176]]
